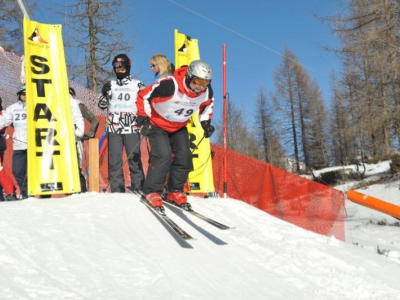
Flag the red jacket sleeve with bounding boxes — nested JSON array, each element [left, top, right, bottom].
[[136, 79, 176, 118]]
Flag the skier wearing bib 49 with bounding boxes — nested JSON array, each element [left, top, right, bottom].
[[136, 60, 215, 208]]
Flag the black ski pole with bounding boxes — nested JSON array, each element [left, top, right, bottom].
[[10, 137, 27, 144], [191, 136, 205, 154]]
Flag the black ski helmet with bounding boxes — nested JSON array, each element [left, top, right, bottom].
[[112, 54, 131, 79]]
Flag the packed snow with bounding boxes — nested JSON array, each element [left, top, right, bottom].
[[0, 161, 400, 299]]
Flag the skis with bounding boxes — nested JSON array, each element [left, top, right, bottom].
[[162, 198, 232, 230], [139, 196, 193, 240], [126, 188, 193, 240], [126, 187, 232, 241]]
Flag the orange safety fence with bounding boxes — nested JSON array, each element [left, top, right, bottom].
[[211, 145, 345, 240]]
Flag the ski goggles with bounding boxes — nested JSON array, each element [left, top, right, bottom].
[[113, 61, 127, 68], [192, 77, 210, 87]]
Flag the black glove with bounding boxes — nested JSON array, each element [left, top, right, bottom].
[[81, 134, 92, 141], [101, 82, 111, 97], [137, 117, 152, 137], [201, 120, 215, 138], [98, 95, 109, 109]]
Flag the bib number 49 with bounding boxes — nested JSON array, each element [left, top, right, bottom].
[[174, 108, 193, 118]]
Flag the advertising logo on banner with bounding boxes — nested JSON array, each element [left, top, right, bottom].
[[174, 29, 215, 194], [23, 16, 81, 195]]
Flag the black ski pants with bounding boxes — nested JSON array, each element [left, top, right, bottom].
[[143, 126, 192, 195], [108, 131, 144, 193], [12, 149, 27, 198]]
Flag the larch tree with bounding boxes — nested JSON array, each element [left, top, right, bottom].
[[254, 86, 286, 168], [305, 79, 329, 169], [0, 0, 36, 55], [273, 47, 302, 171], [56, 0, 133, 92], [274, 46, 329, 171], [325, 0, 400, 159], [329, 70, 356, 166], [215, 99, 260, 158]]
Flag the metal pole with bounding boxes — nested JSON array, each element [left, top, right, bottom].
[[16, 0, 31, 19], [16, 0, 31, 84], [222, 44, 227, 198]]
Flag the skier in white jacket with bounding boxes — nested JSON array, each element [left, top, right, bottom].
[[70, 95, 84, 140], [0, 85, 86, 198], [69, 90, 87, 193]]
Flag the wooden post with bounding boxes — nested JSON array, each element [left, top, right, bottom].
[[88, 138, 99, 192]]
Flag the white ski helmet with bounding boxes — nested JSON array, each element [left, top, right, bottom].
[[187, 60, 212, 81], [17, 84, 26, 95]]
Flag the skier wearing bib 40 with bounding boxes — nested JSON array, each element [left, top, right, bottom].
[[98, 54, 145, 193], [136, 60, 215, 208]]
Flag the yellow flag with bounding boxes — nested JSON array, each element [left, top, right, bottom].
[[174, 29, 215, 194], [24, 16, 81, 195], [174, 29, 200, 68]]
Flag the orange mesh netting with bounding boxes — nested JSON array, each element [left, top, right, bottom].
[[211, 145, 345, 239]]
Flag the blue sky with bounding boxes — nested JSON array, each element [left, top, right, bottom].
[[34, 0, 342, 124]]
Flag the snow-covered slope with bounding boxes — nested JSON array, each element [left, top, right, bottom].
[[1, 192, 399, 300]]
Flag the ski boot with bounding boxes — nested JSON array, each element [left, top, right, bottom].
[[145, 193, 163, 208], [4, 194, 16, 201], [165, 191, 191, 210]]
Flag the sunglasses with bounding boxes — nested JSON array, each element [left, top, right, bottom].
[[150, 63, 158, 68], [193, 77, 210, 87], [113, 61, 126, 68]]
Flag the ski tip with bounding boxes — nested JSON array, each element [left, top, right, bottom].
[[221, 226, 235, 230]]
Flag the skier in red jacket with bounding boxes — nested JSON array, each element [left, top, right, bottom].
[[0, 165, 18, 201], [136, 60, 215, 208], [0, 95, 18, 201]]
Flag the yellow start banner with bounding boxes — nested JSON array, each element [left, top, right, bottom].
[[23, 16, 81, 195], [174, 29, 215, 194]]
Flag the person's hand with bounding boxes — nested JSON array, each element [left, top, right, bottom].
[[137, 117, 152, 137], [98, 95, 109, 109], [101, 82, 111, 97], [201, 120, 215, 138], [137, 116, 148, 127], [81, 134, 92, 141]]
